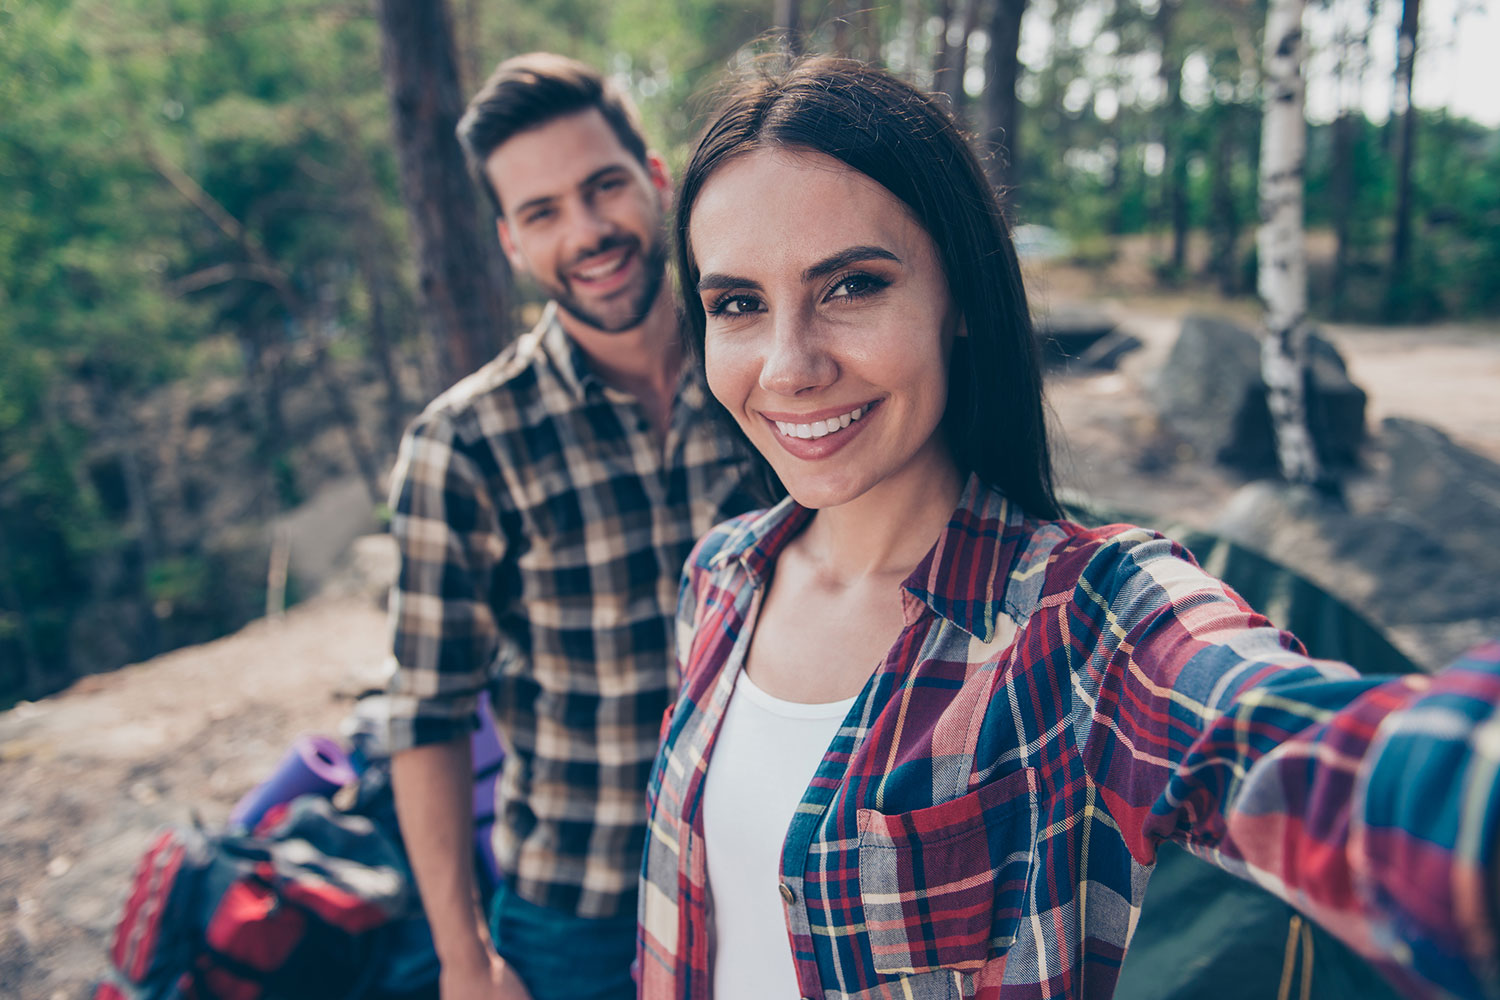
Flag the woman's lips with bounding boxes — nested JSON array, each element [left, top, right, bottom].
[[759, 400, 880, 460]]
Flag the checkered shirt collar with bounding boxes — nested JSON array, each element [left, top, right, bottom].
[[706, 473, 1026, 642]]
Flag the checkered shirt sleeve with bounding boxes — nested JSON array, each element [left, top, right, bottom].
[[384, 408, 503, 749]]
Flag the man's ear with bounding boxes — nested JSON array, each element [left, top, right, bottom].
[[647, 152, 672, 209], [496, 218, 527, 274]]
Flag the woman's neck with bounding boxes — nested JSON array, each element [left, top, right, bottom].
[[794, 456, 964, 585]]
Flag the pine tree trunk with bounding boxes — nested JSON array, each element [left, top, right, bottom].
[[376, 0, 508, 391], [832, 0, 852, 56], [1385, 0, 1420, 318], [1329, 109, 1356, 315], [1329, 5, 1371, 317], [1209, 100, 1240, 296], [1157, 0, 1189, 276], [1258, 0, 1324, 488], [0, 529, 50, 700], [937, 0, 982, 121], [983, 0, 1027, 194], [857, 4, 881, 64], [775, 0, 803, 55]]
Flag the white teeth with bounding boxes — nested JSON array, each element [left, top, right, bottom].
[[574, 253, 627, 281], [774, 405, 868, 441]]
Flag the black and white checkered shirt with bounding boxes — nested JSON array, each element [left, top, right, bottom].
[[385, 303, 756, 918]]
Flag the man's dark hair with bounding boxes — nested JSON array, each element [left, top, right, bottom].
[[675, 56, 1061, 519], [457, 52, 650, 217]]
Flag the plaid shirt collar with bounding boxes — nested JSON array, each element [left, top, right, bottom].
[[706, 473, 1026, 643], [534, 301, 712, 415]]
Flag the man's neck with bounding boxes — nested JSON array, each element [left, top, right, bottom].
[[557, 291, 682, 433]]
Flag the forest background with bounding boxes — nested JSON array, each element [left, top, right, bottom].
[[2, 0, 1497, 708]]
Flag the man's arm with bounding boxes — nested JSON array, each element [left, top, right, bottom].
[[391, 738, 531, 1000], [384, 413, 527, 999]]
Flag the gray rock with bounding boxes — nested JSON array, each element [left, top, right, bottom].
[[1154, 314, 1366, 476], [1382, 417, 1500, 569]]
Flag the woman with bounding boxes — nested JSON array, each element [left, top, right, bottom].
[[639, 57, 1500, 1000]]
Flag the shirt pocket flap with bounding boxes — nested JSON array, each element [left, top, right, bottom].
[[856, 767, 1038, 977]]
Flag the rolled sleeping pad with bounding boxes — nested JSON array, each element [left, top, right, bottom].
[[229, 733, 357, 832], [471, 702, 505, 894]]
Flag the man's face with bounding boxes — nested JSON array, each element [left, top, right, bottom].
[[487, 109, 670, 334]]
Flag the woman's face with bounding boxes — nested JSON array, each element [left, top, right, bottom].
[[690, 148, 962, 512]]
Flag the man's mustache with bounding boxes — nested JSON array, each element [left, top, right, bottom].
[[567, 235, 640, 270]]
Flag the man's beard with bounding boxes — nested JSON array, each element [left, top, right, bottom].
[[549, 231, 669, 334]]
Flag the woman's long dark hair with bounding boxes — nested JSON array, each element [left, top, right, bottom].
[[676, 56, 1061, 520]]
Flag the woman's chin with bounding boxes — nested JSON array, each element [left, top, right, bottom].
[[772, 472, 868, 511]]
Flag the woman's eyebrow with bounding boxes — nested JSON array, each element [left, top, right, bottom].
[[697, 273, 762, 293], [698, 245, 902, 293], [801, 245, 900, 283]]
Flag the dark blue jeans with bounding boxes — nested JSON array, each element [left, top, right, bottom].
[[489, 882, 636, 1000]]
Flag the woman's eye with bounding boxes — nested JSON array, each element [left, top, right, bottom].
[[708, 294, 762, 317], [828, 273, 888, 301]]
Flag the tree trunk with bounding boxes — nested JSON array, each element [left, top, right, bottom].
[[1385, 0, 1420, 318], [1209, 100, 1240, 296], [832, 0, 852, 57], [775, 0, 804, 55], [118, 440, 163, 659], [857, 4, 882, 64], [1156, 0, 1189, 276], [933, 0, 956, 95], [902, 0, 921, 78], [1329, 3, 1371, 317], [1329, 108, 1356, 315], [983, 0, 1027, 195], [362, 255, 410, 451], [376, 0, 508, 391], [1258, 0, 1325, 489], [934, 0, 981, 120], [0, 528, 50, 700]]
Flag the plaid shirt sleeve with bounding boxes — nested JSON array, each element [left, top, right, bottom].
[[1070, 531, 1500, 999], [384, 409, 506, 751]]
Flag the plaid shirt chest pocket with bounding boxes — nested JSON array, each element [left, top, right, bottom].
[[855, 767, 1039, 978]]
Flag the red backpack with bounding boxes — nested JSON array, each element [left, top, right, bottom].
[[96, 795, 415, 1000]]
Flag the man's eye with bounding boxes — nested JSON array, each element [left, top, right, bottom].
[[523, 207, 555, 225]]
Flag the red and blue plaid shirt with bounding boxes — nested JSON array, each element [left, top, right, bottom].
[[639, 476, 1500, 999]]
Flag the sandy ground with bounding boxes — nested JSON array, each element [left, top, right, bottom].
[[2, 280, 1497, 999]]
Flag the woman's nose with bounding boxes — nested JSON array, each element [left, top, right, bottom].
[[759, 312, 837, 396]]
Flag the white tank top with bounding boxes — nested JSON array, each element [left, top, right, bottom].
[[702, 670, 857, 1000]]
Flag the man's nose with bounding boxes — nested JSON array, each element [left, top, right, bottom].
[[759, 311, 837, 397], [562, 200, 613, 256]]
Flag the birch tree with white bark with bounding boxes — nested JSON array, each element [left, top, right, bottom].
[[1257, 0, 1324, 487]]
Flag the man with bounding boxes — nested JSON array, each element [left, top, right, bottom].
[[382, 53, 755, 1000]]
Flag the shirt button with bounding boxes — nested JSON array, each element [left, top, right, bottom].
[[779, 883, 795, 904]]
